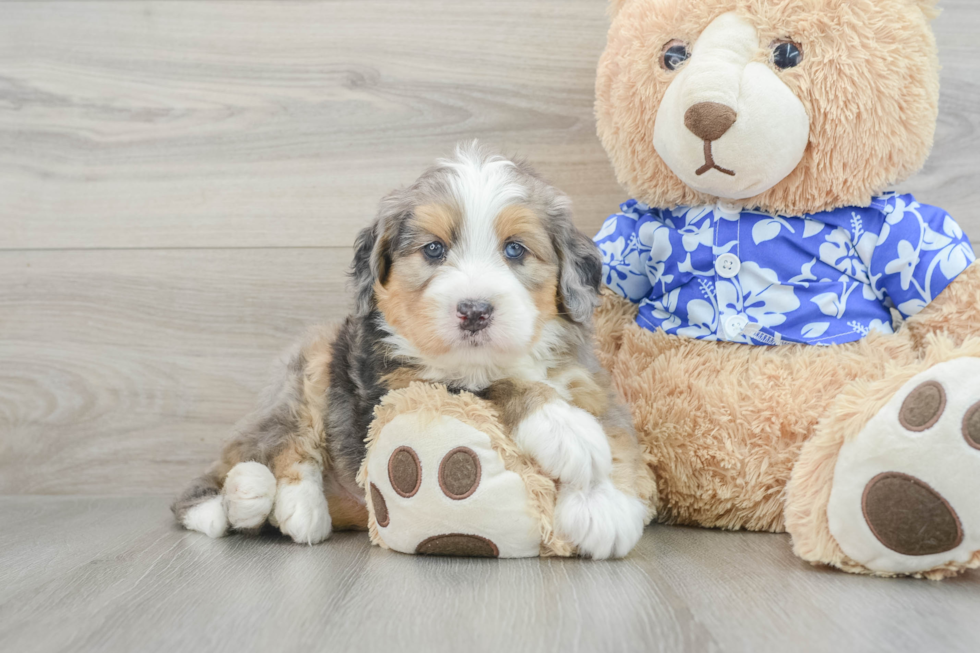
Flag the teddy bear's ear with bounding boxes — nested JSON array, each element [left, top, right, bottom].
[[608, 0, 630, 17], [911, 0, 940, 19]]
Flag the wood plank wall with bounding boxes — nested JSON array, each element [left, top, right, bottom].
[[2, 0, 979, 495]]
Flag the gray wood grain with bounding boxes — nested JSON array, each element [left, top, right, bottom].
[[1, 4, 979, 651], [1, 496, 978, 653], [0, 248, 352, 494], [2, 0, 980, 497], [0, 0, 978, 252], [0, 0, 624, 250], [0, 0, 977, 522]]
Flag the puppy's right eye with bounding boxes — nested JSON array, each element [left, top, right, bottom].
[[422, 242, 445, 260], [661, 40, 689, 71]]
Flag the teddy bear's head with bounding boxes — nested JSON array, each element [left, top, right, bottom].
[[596, 0, 940, 216]]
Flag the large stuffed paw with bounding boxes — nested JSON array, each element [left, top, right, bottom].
[[827, 358, 980, 576], [360, 385, 547, 558], [555, 481, 647, 559]]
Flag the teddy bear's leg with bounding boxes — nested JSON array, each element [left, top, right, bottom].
[[786, 347, 980, 579]]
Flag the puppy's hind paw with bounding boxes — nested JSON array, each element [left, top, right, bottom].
[[556, 481, 646, 559], [223, 461, 277, 530], [182, 496, 229, 538]]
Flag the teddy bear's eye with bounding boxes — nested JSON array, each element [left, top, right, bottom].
[[772, 41, 803, 69], [661, 40, 690, 71]]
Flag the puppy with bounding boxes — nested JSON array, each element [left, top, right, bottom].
[[172, 143, 649, 558]]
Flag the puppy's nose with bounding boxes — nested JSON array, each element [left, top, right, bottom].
[[457, 300, 493, 332], [684, 102, 737, 141]]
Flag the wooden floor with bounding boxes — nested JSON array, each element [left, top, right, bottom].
[[2, 1, 980, 651], [1, 496, 978, 653]]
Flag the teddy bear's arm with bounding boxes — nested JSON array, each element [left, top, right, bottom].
[[865, 195, 976, 318], [593, 206, 655, 303]]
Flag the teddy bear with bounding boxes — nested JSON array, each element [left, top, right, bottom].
[[361, 0, 980, 578], [588, 0, 980, 578]]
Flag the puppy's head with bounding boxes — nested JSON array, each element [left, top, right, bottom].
[[351, 143, 600, 367]]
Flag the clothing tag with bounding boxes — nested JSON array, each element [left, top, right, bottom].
[[743, 323, 781, 346]]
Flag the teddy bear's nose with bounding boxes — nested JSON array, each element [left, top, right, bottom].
[[684, 102, 737, 142]]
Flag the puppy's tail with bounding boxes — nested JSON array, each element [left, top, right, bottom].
[[171, 466, 229, 539]]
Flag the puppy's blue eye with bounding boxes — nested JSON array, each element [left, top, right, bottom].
[[422, 242, 445, 260], [504, 242, 526, 260]]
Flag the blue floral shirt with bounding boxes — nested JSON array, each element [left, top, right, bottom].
[[594, 194, 975, 345]]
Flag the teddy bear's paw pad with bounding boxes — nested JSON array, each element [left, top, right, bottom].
[[828, 358, 980, 575], [222, 461, 276, 531], [366, 412, 541, 558], [439, 447, 481, 499], [370, 483, 389, 527], [862, 472, 962, 556], [416, 533, 499, 558]]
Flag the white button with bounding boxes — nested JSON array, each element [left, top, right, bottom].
[[715, 253, 741, 278], [725, 314, 749, 338], [717, 201, 741, 213]]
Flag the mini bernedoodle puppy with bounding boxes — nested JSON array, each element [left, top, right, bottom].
[[173, 143, 648, 558]]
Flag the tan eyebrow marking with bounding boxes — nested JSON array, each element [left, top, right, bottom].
[[494, 204, 554, 262], [413, 203, 461, 246]]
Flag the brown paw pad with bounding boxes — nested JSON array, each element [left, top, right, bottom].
[[963, 401, 980, 450], [862, 472, 963, 556], [370, 483, 389, 528], [416, 533, 499, 558], [898, 381, 946, 432], [388, 446, 421, 498], [439, 447, 481, 500]]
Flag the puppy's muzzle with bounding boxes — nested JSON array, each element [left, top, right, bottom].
[[457, 300, 493, 333]]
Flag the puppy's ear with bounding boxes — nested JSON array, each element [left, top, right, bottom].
[[550, 196, 602, 325], [350, 190, 409, 316]]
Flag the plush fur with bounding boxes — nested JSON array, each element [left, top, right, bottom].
[[593, 0, 980, 578], [173, 144, 654, 558]]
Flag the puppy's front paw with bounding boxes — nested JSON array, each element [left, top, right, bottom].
[[514, 401, 612, 488], [273, 475, 332, 545], [223, 461, 276, 530], [555, 481, 646, 559]]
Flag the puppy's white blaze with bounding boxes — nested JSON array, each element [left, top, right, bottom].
[[512, 400, 613, 489], [274, 461, 332, 545], [183, 496, 229, 539], [440, 145, 527, 253], [430, 147, 542, 361], [555, 481, 647, 559], [222, 461, 277, 530]]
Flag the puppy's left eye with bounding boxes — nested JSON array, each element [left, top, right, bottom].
[[504, 242, 526, 260], [422, 242, 445, 260]]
